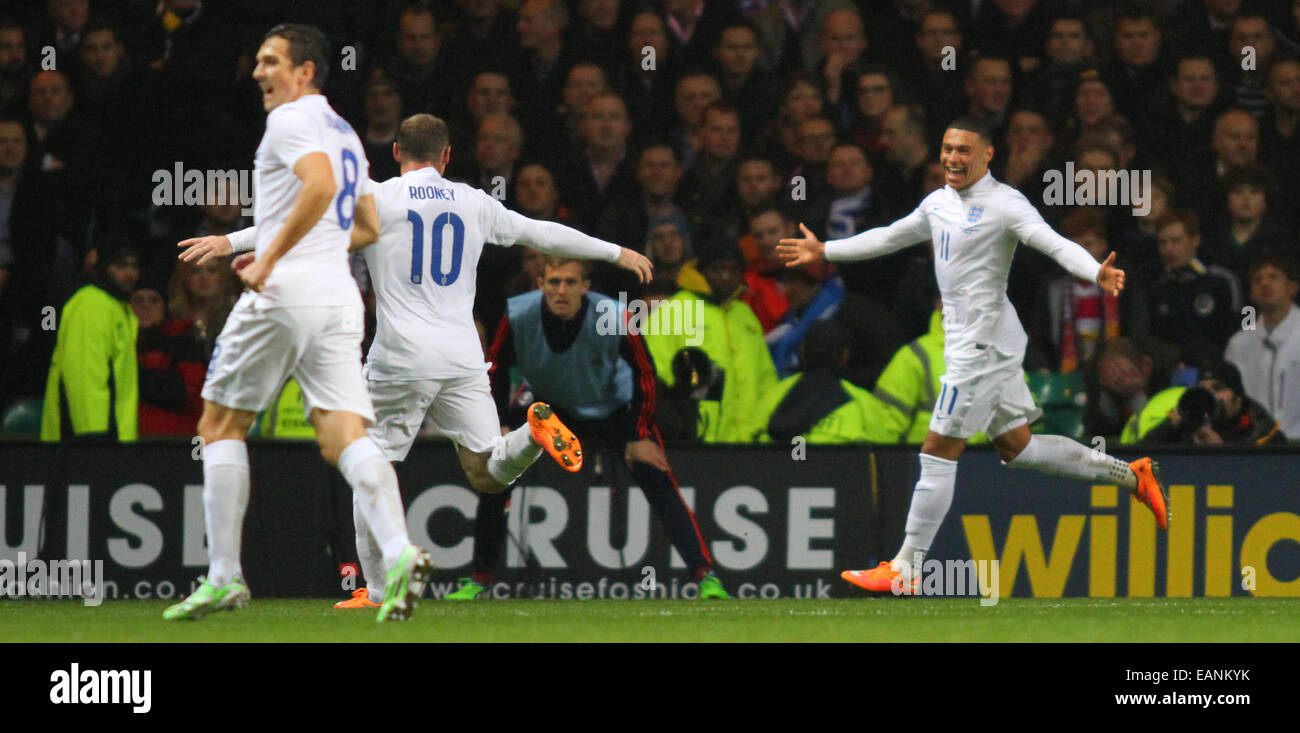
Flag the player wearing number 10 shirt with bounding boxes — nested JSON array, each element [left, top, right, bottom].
[[335, 114, 653, 608]]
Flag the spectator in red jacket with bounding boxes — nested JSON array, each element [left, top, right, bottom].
[[132, 282, 204, 435]]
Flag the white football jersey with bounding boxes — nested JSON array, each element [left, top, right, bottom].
[[252, 94, 369, 308], [825, 172, 1102, 357], [364, 167, 533, 380]]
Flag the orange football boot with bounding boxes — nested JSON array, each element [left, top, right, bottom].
[[1129, 457, 1169, 530], [334, 589, 379, 609], [528, 402, 583, 472], [841, 562, 919, 595]]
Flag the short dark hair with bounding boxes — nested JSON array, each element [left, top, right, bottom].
[[264, 23, 331, 89], [397, 113, 450, 163], [702, 100, 739, 123], [1156, 209, 1200, 239], [83, 17, 122, 43], [1060, 207, 1108, 240], [947, 115, 993, 143], [1248, 255, 1298, 283], [637, 139, 680, 163], [1223, 163, 1273, 196]]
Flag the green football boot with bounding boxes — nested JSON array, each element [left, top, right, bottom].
[[162, 576, 251, 621], [699, 572, 731, 600], [444, 578, 487, 600], [377, 546, 435, 622]]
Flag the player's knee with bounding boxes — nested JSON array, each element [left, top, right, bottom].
[[995, 442, 1021, 463]]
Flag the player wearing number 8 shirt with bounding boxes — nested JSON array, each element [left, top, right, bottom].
[[780, 117, 1171, 595], [165, 25, 432, 623]]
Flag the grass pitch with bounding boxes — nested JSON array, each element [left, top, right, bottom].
[[4, 597, 1298, 642]]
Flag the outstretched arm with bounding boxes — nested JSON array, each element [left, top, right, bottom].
[[779, 207, 931, 266], [1007, 194, 1120, 294], [503, 209, 653, 283]]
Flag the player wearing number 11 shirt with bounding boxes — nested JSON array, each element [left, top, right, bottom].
[[779, 117, 1171, 596], [165, 25, 432, 623]]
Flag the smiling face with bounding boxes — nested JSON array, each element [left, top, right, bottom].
[[939, 128, 993, 190], [252, 36, 316, 112]]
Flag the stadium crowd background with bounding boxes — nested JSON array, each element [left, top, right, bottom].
[[3, 0, 1300, 447]]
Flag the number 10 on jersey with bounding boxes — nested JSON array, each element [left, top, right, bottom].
[[408, 210, 465, 287]]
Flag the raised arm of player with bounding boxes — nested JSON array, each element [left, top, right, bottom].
[[239, 152, 337, 292], [484, 193, 653, 283], [1005, 193, 1124, 296], [779, 206, 931, 266]]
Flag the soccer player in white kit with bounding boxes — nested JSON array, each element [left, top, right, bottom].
[[163, 25, 432, 622], [779, 117, 1170, 593], [344, 114, 652, 607]]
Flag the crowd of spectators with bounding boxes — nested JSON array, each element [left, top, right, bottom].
[[4, 0, 1300, 447]]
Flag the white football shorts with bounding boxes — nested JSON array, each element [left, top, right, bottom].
[[365, 370, 502, 461], [928, 344, 1041, 440], [202, 293, 375, 423]]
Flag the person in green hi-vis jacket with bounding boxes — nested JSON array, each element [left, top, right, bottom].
[[41, 242, 140, 442], [872, 303, 989, 445], [749, 319, 897, 444], [644, 233, 777, 442]]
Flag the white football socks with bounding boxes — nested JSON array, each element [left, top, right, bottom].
[[352, 494, 386, 603], [486, 424, 544, 486], [1007, 434, 1137, 490], [203, 439, 250, 588], [338, 437, 411, 567], [894, 453, 958, 580]]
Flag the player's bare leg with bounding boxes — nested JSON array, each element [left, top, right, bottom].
[[843, 431, 966, 593], [163, 401, 258, 620], [468, 403, 583, 494], [312, 408, 431, 621], [995, 424, 1168, 528]]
